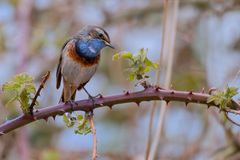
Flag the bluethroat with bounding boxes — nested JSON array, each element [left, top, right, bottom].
[[56, 25, 114, 102]]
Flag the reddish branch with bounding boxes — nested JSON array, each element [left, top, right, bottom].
[[0, 87, 240, 136]]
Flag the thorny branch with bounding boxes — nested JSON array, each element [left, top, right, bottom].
[[0, 87, 240, 136], [29, 71, 50, 115]]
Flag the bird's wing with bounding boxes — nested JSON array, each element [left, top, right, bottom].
[[56, 55, 62, 89], [77, 81, 89, 90], [56, 39, 72, 89]]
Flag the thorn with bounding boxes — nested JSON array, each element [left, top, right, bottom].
[[108, 105, 112, 110], [201, 88, 205, 93], [124, 91, 130, 95], [43, 117, 48, 122], [189, 91, 193, 95], [160, 87, 165, 90], [136, 101, 140, 107], [58, 109, 65, 114], [187, 96, 192, 101], [99, 94, 103, 98], [52, 115, 56, 120], [209, 88, 217, 95], [155, 87, 159, 91], [166, 100, 169, 105], [0, 132, 4, 135], [207, 105, 211, 109], [99, 103, 104, 106], [35, 109, 39, 113], [185, 102, 189, 107], [170, 91, 174, 94]]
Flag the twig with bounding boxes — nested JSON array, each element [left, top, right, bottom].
[[89, 115, 97, 160], [224, 107, 240, 115], [29, 71, 50, 115], [224, 112, 240, 127], [16, 0, 33, 159], [0, 87, 240, 135], [145, 101, 156, 160], [145, 0, 168, 158], [148, 0, 179, 159]]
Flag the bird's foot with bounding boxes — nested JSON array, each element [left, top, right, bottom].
[[82, 87, 102, 107], [65, 100, 78, 112], [91, 93, 103, 98], [88, 95, 96, 108]]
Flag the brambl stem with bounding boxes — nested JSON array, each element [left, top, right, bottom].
[[0, 87, 239, 135]]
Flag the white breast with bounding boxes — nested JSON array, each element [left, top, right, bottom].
[[61, 54, 98, 87]]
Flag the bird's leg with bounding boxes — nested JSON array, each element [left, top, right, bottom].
[[64, 85, 78, 112], [69, 85, 72, 100], [65, 84, 74, 112], [83, 87, 102, 98], [82, 87, 99, 107]]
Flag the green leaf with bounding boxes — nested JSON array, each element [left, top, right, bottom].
[[77, 114, 83, 121], [143, 66, 150, 73], [144, 58, 159, 69], [25, 84, 36, 93], [13, 73, 33, 84], [74, 116, 92, 135], [152, 63, 159, 69], [19, 89, 30, 113], [112, 53, 120, 60], [2, 73, 36, 113], [112, 48, 158, 87], [63, 114, 75, 128], [5, 94, 18, 106], [121, 52, 133, 60], [207, 87, 239, 110], [63, 113, 91, 135], [2, 82, 21, 92], [144, 58, 153, 66], [226, 87, 238, 98], [128, 73, 135, 81], [63, 114, 69, 125], [207, 95, 216, 104]]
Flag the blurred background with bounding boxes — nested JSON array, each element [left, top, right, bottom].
[[0, 0, 240, 160]]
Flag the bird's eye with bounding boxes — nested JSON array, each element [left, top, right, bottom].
[[99, 33, 104, 39]]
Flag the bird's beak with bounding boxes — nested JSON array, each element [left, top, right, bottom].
[[104, 41, 115, 49]]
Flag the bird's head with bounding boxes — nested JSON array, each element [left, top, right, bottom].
[[80, 25, 114, 49]]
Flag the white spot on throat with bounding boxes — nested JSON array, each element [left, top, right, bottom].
[[89, 46, 96, 53]]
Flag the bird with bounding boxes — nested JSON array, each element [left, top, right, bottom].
[[56, 25, 114, 103]]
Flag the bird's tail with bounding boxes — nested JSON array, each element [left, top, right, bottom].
[[59, 88, 76, 103]]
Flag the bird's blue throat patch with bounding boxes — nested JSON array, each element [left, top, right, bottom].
[[75, 39, 107, 60]]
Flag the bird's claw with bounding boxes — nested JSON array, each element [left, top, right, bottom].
[[88, 95, 96, 108], [65, 100, 77, 112], [93, 93, 103, 98]]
